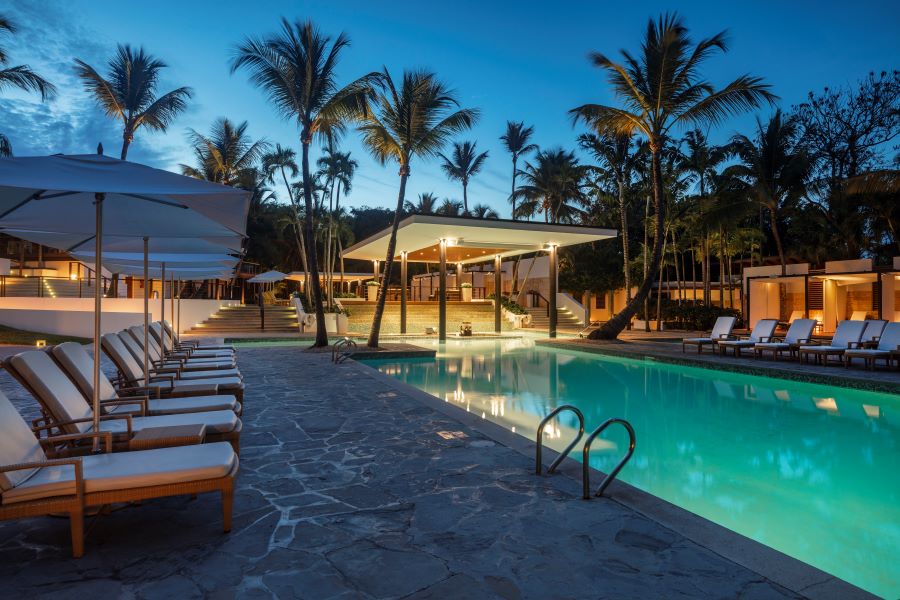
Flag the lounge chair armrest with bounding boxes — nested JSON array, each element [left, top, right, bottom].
[[847, 342, 863, 349], [34, 415, 133, 437], [0, 457, 84, 496], [718, 334, 737, 340], [98, 397, 148, 416], [117, 385, 162, 399], [758, 336, 775, 343], [40, 431, 114, 455]]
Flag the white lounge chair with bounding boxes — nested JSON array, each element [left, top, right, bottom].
[[797, 320, 867, 365], [152, 322, 233, 359], [161, 320, 235, 353], [753, 319, 816, 360], [850, 310, 868, 321], [843, 322, 900, 370], [859, 320, 888, 347], [0, 389, 236, 558], [102, 333, 245, 405], [124, 327, 240, 377], [51, 342, 241, 416], [681, 316, 737, 353], [717, 319, 778, 357], [4, 350, 242, 453]]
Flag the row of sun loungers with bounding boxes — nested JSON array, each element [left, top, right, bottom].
[[0, 321, 240, 557], [683, 316, 900, 370]]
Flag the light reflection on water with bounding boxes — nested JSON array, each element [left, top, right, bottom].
[[366, 338, 900, 598]]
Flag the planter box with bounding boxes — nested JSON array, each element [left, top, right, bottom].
[[366, 286, 379, 302], [461, 287, 472, 302]]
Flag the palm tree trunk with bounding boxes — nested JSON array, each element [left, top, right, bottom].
[[368, 168, 409, 348], [671, 228, 681, 304], [691, 247, 697, 302], [719, 227, 725, 309], [618, 179, 631, 301], [120, 127, 133, 160], [655, 223, 669, 330], [643, 193, 650, 332], [282, 169, 311, 305], [769, 204, 787, 276], [590, 147, 666, 340], [510, 155, 517, 220], [301, 137, 327, 347], [462, 181, 469, 214]]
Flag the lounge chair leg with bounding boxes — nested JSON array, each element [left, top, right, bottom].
[[222, 481, 234, 533], [70, 508, 84, 558]]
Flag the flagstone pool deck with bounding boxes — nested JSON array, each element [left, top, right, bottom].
[[0, 346, 871, 599]]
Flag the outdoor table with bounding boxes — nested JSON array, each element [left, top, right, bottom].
[[129, 424, 207, 450]]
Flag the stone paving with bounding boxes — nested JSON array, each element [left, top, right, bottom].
[[0, 346, 836, 599]]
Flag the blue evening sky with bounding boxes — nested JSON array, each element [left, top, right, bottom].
[[1, 0, 898, 217]]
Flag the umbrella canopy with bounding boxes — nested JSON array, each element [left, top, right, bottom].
[[0, 154, 249, 237], [248, 270, 287, 283], [1, 230, 244, 254], [0, 153, 250, 450]]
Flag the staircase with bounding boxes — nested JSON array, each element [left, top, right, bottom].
[[525, 306, 583, 330], [191, 305, 299, 333], [345, 302, 510, 335]]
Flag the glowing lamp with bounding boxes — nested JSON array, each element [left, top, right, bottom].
[[35, 340, 46, 348]]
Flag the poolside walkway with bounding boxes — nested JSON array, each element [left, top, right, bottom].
[[0, 346, 859, 599]]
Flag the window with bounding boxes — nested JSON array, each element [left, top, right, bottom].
[[594, 293, 606, 309]]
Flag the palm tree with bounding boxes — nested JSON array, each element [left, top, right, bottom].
[[500, 121, 537, 220], [579, 131, 637, 301], [232, 18, 378, 347], [325, 150, 357, 306], [570, 13, 775, 339], [512, 148, 588, 223], [0, 15, 56, 156], [262, 144, 310, 300], [439, 140, 488, 213], [180, 118, 270, 186], [404, 192, 439, 214], [75, 45, 192, 159], [470, 203, 499, 219], [437, 199, 465, 216], [727, 110, 809, 275], [679, 129, 729, 305], [358, 68, 478, 348]]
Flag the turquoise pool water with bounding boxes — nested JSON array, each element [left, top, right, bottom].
[[364, 338, 900, 598]]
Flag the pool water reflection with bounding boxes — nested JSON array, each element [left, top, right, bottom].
[[365, 338, 900, 598]]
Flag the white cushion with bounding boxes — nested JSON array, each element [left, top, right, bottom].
[[4, 442, 237, 504], [0, 390, 46, 492], [9, 351, 94, 433], [95, 410, 239, 436]]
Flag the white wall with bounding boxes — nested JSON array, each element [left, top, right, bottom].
[[0, 298, 235, 336], [825, 258, 871, 273]]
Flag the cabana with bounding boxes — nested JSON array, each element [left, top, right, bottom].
[[342, 215, 615, 339]]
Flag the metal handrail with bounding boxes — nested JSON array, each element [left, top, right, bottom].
[[526, 289, 551, 317], [331, 337, 357, 364], [582, 418, 636, 499], [535, 404, 585, 475]]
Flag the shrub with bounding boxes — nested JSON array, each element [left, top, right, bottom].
[[648, 300, 741, 330], [487, 294, 528, 315], [460, 282, 473, 288]]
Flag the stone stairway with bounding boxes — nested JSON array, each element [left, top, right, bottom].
[[525, 306, 583, 330], [344, 302, 509, 335], [190, 305, 299, 333]]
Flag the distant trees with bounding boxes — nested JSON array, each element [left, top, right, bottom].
[[439, 141, 488, 213], [501, 121, 538, 220]]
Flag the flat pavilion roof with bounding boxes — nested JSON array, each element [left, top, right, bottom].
[[342, 214, 616, 265], [286, 272, 373, 282]]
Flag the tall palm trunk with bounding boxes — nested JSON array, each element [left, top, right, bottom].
[[368, 167, 409, 348], [618, 179, 631, 301], [671, 229, 681, 304], [590, 146, 666, 339], [120, 121, 134, 160], [281, 167, 311, 305], [511, 155, 521, 295], [462, 180, 469, 213], [655, 223, 669, 329], [769, 204, 786, 276], [301, 136, 327, 347], [718, 226, 726, 309], [643, 192, 650, 331]]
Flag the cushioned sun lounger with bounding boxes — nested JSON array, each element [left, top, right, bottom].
[[859, 319, 888, 346], [51, 342, 241, 416], [125, 326, 240, 376], [717, 319, 778, 357], [102, 334, 244, 405], [0, 389, 236, 558], [797, 320, 867, 366], [843, 322, 900, 370], [4, 350, 242, 453], [161, 320, 234, 353], [753, 319, 816, 360], [681, 316, 737, 353], [152, 322, 233, 358]]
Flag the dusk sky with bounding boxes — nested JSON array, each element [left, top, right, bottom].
[[1, 0, 898, 218]]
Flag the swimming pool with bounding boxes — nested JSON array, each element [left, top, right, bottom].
[[364, 338, 900, 598]]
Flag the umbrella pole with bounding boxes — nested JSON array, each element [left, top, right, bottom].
[[170, 271, 175, 354], [92, 193, 104, 453], [143, 237, 150, 387], [160, 262, 166, 356]]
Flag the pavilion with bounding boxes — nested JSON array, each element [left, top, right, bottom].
[[342, 215, 615, 339]]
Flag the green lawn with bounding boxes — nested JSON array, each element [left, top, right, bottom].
[[0, 325, 90, 346]]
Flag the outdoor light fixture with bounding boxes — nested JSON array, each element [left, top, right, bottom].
[[35, 340, 46, 348], [69, 273, 78, 281]]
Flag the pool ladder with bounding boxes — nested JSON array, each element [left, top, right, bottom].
[[331, 337, 357, 364], [535, 405, 636, 500]]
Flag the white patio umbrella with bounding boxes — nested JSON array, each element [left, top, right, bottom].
[[0, 153, 250, 450], [247, 271, 287, 331]]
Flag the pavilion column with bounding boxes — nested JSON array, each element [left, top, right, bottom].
[[494, 255, 502, 333], [548, 245, 557, 339], [373, 260, 380, 284], [400, 251, 408, 335], [439, 239, 447, 341]]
